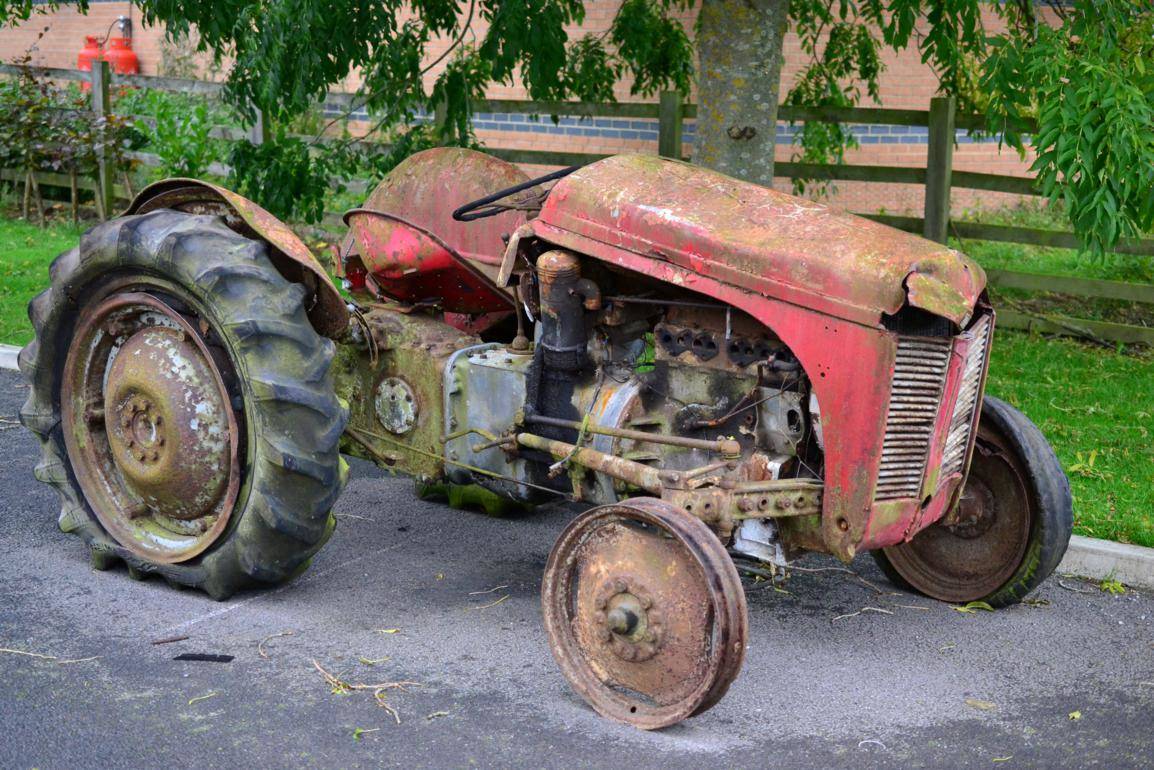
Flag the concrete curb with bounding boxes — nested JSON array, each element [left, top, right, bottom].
[[0, 341, 1150, 589], [0, 343, 19, 372], [1058, 535, 1154, 592]]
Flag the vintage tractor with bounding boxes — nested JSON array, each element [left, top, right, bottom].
[[20, 149, 1073, 729]]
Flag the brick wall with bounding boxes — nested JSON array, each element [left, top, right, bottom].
[[0, 2, 1045, 215]]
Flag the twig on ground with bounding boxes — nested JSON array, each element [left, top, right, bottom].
[[150, 635, 189, 645], [257, 630, 294, 659], [333, 513, 374, 522], [312, 659, 419, 724], [0, 647, 100, 664], [1057, 579, 1096, 594], [187, 692, 217, 706], [467, 594, 509, 610], [833, 606, 895, 622], [359, 656, 391, 665], [426, 710, 450, 721], [468, 585, 509, 595]]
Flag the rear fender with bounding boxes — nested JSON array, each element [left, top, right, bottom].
[[124, 179, 348, 339]]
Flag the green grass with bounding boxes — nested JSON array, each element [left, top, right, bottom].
[[961, 238, 1154, 284], [0, 217, 82, 346], [951, 201, 1154, 283], [0, 214, 1149, 547], [987, 330, 1153, 548]]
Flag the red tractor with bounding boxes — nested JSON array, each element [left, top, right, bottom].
[[20, 149, 1072, 729]]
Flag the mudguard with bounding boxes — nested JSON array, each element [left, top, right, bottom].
[[124, 179, 348, 338]]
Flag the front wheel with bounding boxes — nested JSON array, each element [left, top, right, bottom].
[[873, 396, 1073, 607], [20, 210, 349, 599], [541, 498, 748, 729]]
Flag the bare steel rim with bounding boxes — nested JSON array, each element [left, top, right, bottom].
[[541, 497, 748, 730], [61, 284, 243, 564], [881, 419, 1033, 603]]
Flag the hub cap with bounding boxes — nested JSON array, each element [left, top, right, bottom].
[[62, 291, 241, 563]]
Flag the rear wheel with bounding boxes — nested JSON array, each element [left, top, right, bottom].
[[20, 210, 349, 599], [873, 396, 1072, 607]]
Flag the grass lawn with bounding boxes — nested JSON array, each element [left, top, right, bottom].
[[0, 213, 1150, 547], [986, 332, 1153, 548], [0, 217, 82, 346]]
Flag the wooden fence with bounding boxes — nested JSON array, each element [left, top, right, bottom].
[[2, 61, 1152, 344]]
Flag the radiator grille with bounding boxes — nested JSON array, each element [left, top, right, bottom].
[[875, 336, 951, 501], [940, 314, 992, 479]]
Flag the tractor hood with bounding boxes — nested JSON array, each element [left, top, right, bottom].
[[534, 155, 984, 327]]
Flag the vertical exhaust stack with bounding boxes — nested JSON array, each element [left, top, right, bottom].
[[536, 250, 601, 372], [528, 251, 602, 444]]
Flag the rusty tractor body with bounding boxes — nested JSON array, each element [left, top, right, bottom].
[[22, 148, 1072, 729]]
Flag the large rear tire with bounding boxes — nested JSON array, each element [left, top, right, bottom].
[[20, 210, 349, 599], [873, 396, 1073, 607]]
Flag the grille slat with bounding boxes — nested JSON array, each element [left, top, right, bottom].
[[941, 316, 992, 479], [875, 335, 951, 501], [874, 314, 992, 503]]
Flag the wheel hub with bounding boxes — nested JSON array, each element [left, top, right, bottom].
[[103, 327, 232, 521], [946, 474, 997, 539], [61, 290, 241, 563], [595, 579, 663, 662]]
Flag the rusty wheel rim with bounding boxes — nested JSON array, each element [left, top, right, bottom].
[[882, 421, 1033, 603], [541, 498, 747, 729], [61, 289, 242, 563]]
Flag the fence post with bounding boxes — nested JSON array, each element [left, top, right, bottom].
[[923, 95, 956, 244], [250, 104, 269, 145], [90, 60, 114, 219], [658, 91, 683, 160]]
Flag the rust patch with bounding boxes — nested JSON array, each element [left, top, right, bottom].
[[534, 154, 986, 327]]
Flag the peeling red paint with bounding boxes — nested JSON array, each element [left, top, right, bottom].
[[536, 155, 985, 327]]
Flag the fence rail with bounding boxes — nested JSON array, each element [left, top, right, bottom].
[[3, 62, 1151, 345]]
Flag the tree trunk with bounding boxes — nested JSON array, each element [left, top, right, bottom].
[[695, 0, 790, 188]]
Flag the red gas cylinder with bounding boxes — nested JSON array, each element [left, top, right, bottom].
[[77, 36, 103, 90], [102, 37, 139, 75]]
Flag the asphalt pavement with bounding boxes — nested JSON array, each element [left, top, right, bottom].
[[1, 367, 1152, 769]]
